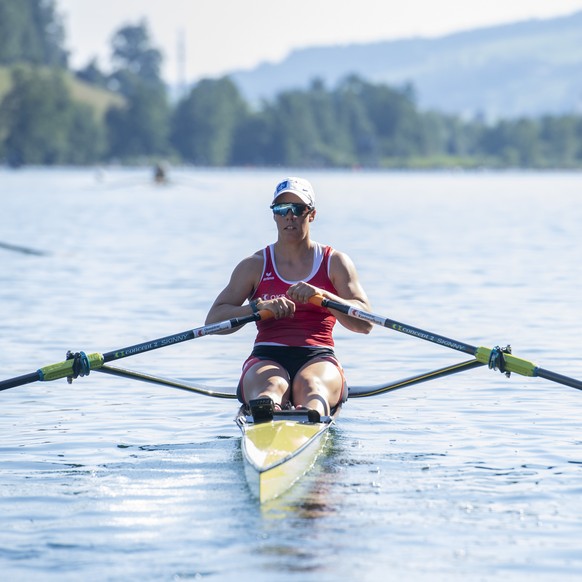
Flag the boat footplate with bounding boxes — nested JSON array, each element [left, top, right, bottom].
[[246, 402, 327, 425], [307, 409, 321, 423], [249, 397, 275, 423]]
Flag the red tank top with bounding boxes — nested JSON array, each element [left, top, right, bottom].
[[251, 243, 338, 347]]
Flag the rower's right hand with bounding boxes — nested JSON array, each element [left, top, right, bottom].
[[261, 296, 296, 319]]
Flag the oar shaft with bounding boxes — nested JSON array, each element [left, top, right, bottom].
[[311, 294, 582, 393], [313, 296, 478, 355], [0, 372, 41, 392], [103, 311, 269, 362], [536, 368, 582, 391]]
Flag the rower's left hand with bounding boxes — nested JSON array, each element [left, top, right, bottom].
[[287, 282, 322, 304]]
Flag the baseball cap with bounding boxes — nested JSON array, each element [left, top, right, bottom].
[[273, 177, 315, 207]]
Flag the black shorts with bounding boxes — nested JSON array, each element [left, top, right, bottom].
[[237, 345, 348, 404]]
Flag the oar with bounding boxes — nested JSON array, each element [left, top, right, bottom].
[[310, 295, 582, 392], [0, 310, 273, 392]]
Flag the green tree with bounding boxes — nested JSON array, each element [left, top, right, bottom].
[[230, 112, 276, 166], [75, 58, 109, 89], [265, 89, 323, 166], [334, 76, 379, 165], [106, 76, 169, 159], [67, 102, 106, 164], [170, 77, 248, 165], [479, 119, 542, 167], [110, 22, 162, 88], [359, 81, 425, 160], [0, 67, 103, 166], [300, 78, 354, 166], [0, 0, 67, 66], [104, 22, 169, 160], [539, 115, 579, 167]]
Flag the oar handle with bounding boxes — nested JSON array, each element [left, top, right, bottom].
[[308, 294, 326, 308]]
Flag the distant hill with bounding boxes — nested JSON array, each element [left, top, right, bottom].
[[231, 11, 582, 119]]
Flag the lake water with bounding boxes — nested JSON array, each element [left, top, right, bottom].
[[1, 167, 581, 581]]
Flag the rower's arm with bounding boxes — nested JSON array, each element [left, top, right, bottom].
[[327, 251, 373, 334], [205, 255, 262, 331]]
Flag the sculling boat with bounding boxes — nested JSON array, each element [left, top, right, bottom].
[[235, 398, 339, 502], [3, 296, 582, 504]]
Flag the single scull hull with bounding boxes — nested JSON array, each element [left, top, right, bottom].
[[236, 406, 338, 502]]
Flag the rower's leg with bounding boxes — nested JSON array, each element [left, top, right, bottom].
[[292, 360, 343, 416], [240, 359, 291, 408]]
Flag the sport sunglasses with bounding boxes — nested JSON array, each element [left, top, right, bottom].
[[270, 202, 313, 217]]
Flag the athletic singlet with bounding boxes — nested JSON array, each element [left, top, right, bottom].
[[250, 243, 338, 347]]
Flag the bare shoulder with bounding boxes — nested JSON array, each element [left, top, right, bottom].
[[328, 248, 370, 305], [328, 248, 358, 274], [222, 248, 265, 297], [206, 249, 266, 322], [233, 249, 264, 280]]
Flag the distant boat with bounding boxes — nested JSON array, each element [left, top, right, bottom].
[[153, 162, 168, 185]]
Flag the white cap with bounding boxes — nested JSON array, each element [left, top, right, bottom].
[[273, 177, 315, 207]]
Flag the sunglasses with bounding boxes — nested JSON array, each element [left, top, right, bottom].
[[270, 202, 313, 217]]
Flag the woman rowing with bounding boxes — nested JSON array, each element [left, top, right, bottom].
[[205, 177, 373, 419]]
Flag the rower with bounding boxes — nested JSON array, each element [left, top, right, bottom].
[[205, 176, 373, 419]]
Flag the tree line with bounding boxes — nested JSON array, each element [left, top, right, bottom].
[[1, 1, 581, 169]]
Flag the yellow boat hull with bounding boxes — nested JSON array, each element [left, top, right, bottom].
[[237, 409, 335, 503]]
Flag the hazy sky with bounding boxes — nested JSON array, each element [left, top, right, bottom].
[[57, 0, 582, 84]]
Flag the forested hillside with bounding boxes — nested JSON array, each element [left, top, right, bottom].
[[1, 0, 581, 169]]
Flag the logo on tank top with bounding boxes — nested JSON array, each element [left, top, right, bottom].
[[263, 271, 275, 281]]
